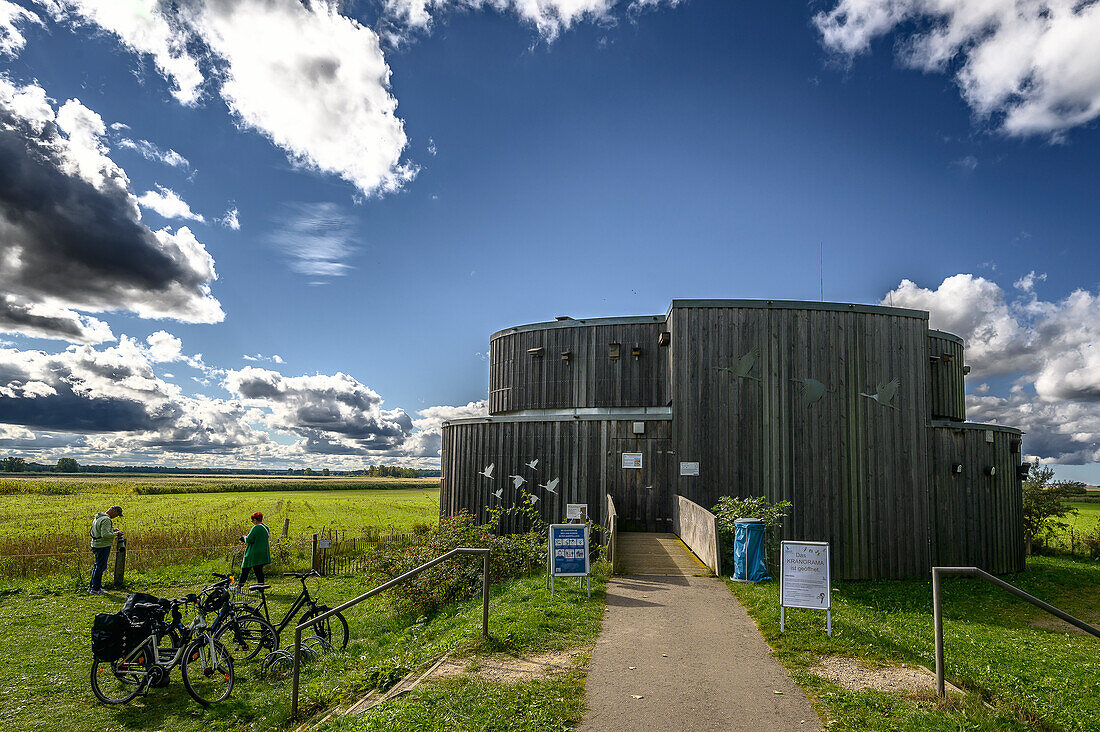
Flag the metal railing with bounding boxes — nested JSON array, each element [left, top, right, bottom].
[[291, 547, 491, 718], [932, 566, 1100, 698]]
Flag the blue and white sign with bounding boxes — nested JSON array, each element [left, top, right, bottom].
[[550, 524, 590, 577]]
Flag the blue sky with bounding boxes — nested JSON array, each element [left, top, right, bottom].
[[1, 0, 1099, 478]]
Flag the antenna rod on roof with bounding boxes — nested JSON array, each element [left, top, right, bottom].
[[820, 242, 824, 302]]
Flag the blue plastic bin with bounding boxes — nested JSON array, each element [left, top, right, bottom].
[[732, 518, 771, 582]]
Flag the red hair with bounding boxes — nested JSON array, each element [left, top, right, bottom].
[[251, 512, 263, 522]]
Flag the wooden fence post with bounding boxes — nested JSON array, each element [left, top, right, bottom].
[[282, 517, 289, 538], [311, 533, 318, 572], [113, 536, 126, 588]]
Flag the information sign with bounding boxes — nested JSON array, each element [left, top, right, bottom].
[[317, 538, 332, 549], [566, 503, 588, 521], [621, 452, 642, 469], [549, 524, 591, 597], [779, 541, 831, 636], [679, 461, 700, 476]]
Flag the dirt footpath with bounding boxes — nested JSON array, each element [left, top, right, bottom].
[[579, 574, 821, 731]]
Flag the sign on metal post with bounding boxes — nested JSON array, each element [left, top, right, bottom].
[[779, 541, 831, 636], [549, 524, 590, 598]]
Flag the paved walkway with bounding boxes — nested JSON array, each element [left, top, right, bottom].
[[581, 535, 821, 731]]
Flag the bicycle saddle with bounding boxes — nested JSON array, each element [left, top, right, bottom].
[[249, 584, 271, 593]]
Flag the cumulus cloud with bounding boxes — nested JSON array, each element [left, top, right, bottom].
[[46, 0, 414, 198], [268, 202, 357, 278], [116, 137, 190, 169], [218, 205, 240, 230], [137, 184, 205, 222], [815, 0, 1100, 138], [885, 274, 1100, 463], [405, 400, 488, 457], [0, 77, 223, 343], [0, 1, 41, 57]]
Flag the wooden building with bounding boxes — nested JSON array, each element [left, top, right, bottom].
[[441, 300, 1025, 579]]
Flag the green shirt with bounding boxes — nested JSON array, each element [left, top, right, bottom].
[[90, 512, 119, 549], [242, 523, 271, 569]]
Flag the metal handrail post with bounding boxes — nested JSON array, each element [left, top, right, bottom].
[[931, 566, 1100, 698], [290, 547, 491, 718]]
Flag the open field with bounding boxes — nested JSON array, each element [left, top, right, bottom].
[[729, 554, 1100, 731], [0, 567, 605, 732], [0, 474, 439, 495], [1065, 501, 1100, 532], [0, 486, 440, 580]]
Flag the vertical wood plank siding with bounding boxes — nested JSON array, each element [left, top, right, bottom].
[[441, 301, 1024, 580], [489, 322, 670, 414], [930, 424, 1025, 573], [928, 331, 966, 421]]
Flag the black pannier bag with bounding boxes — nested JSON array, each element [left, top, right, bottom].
[[91, 612, 126, 661], [120, 593, 171, 654]]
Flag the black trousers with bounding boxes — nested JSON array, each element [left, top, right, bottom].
[[239, 564, 265, 585]]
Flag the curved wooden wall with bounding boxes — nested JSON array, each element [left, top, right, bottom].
[[930, 423, 1025, 573], [929, 331, 965, 421], [488, 320, 670, 414]]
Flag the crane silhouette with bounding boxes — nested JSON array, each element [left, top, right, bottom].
[[539, 477, 559, 494], [791, 377, 827, 405], [491, 487, 504, 501], [478, 463, 495, 480], [508, 474, 527, 489], [524, 458, 539, 470], [860, 377, 899, 409], [715, 348, 760, 381]]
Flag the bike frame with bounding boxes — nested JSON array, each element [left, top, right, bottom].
[[248, 580, 320, 634], [113, 610, 213, 687]]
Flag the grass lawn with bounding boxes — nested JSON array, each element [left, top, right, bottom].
[[0, 564, 606, 732], [728, 555, 1100, 731], [1064, 501, 1100, 533]]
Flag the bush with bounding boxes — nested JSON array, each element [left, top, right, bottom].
[[367, 511, 545, 616], [1083, 519, 1100, 560], [712, 495, 792, 571]]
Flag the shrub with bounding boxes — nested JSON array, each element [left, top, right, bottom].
[[1082, 519, 1100, 560], [712, 495, 792, 571], [1022, 462, 1081, 555]]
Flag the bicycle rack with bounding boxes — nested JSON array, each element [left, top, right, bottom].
[[290, 547, 491, 718], [932, 566, 1100, 698]]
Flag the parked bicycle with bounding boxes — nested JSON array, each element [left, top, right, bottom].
[[236, 570, 349, 650], [205, 573, 279, 661], [90, 587, 235, 706]]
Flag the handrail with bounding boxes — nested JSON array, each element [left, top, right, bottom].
[[932, 566, 1100, 698], [606, 494, 619, 574], [290, 547, 491, 718]]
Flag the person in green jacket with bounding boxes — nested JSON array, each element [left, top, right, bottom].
[[239, 511, 271, 586], [89, 506, 123, 594]]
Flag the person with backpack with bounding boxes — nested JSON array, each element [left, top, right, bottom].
[[238, 511, 270, 586], [90, 506, 123, 594]]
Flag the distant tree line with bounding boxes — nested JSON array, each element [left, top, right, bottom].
[[1, 457, 80, 473], [1, 455, 441, 478]]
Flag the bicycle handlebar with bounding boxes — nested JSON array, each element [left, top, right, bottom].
[[282, 570, 321, 579]]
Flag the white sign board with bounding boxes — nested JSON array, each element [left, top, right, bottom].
[[317, 539, 332, 549], [566, 503, 588, 521], [679, 461, 700, 476], [779, 541, 831, 635], [621, 452, 642, 469]]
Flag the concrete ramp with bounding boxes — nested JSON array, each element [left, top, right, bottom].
[[617, 532, 710, 576]]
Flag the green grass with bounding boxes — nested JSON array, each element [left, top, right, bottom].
[[728, 555, 1100, 731], [1064, 501, 1100, 533], [0, 474, 439, 495], [0, 567, 606, 732]]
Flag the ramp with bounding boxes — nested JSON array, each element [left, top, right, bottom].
[[617, 532, 710, 576]]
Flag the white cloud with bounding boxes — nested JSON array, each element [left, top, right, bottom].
[[427, 137, 437, 156], [1013, 270, 1047, 293], [117, 137, 190, 169], [137, 184, 205, 222], [885, 274, 1100, 463], [268, 202, 357, 278], [815, 0, 1100, 138], [0, 1, 41, 57], [218, 205, 240, 230]]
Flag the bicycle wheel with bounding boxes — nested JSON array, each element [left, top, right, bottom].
[[300, 606, 349, 650], [90, 654, 148, 704], [213, 614, 278, 661], [180, 636, 234, 705]]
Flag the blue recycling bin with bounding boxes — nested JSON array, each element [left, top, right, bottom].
[[732, 518, 771, 582]]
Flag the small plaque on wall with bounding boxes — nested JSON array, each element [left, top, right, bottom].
[[621, 452, 642, 469], [679, 461, 700, 476]]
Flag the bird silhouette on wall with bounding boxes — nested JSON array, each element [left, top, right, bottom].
[[525, 458, 539, 470], [491, 487, 504, 501], [528, 492, 540, 505], [791, 377, 828, 405], [860, 377, 900, 409], [508, 474, 527, 489], [539, 477, 559, 494], [478, 463, 495, 480], [715, 348, 760, 381]]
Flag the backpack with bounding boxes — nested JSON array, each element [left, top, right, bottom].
[[91, 613, 126, 661]]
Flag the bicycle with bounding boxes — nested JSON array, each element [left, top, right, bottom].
[[90, 589, 234, 706], [205, 573, 279, 661], [237, 570, 349, 650]]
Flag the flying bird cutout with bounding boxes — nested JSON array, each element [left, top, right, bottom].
[[525, 459, 539, 470], [491, 487, 504, 501], [539, 477, 559, 494], [478, 463, 495, 480], [791, 377, 827, 405], [860, 377, 900, 409], [508, 474, 527, 489], [715, 348, 760, 381]]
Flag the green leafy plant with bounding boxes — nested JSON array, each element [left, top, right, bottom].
[[712, 495, 792, 570], [1022, 461, 1082, 555]]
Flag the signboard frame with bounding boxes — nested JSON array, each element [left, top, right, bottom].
[[566, 503, 588, 522], [548, 523, 591, 597], [621, 452, 642, 469], [779, 540, 831, 636], [679, 461, 700, 476]]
